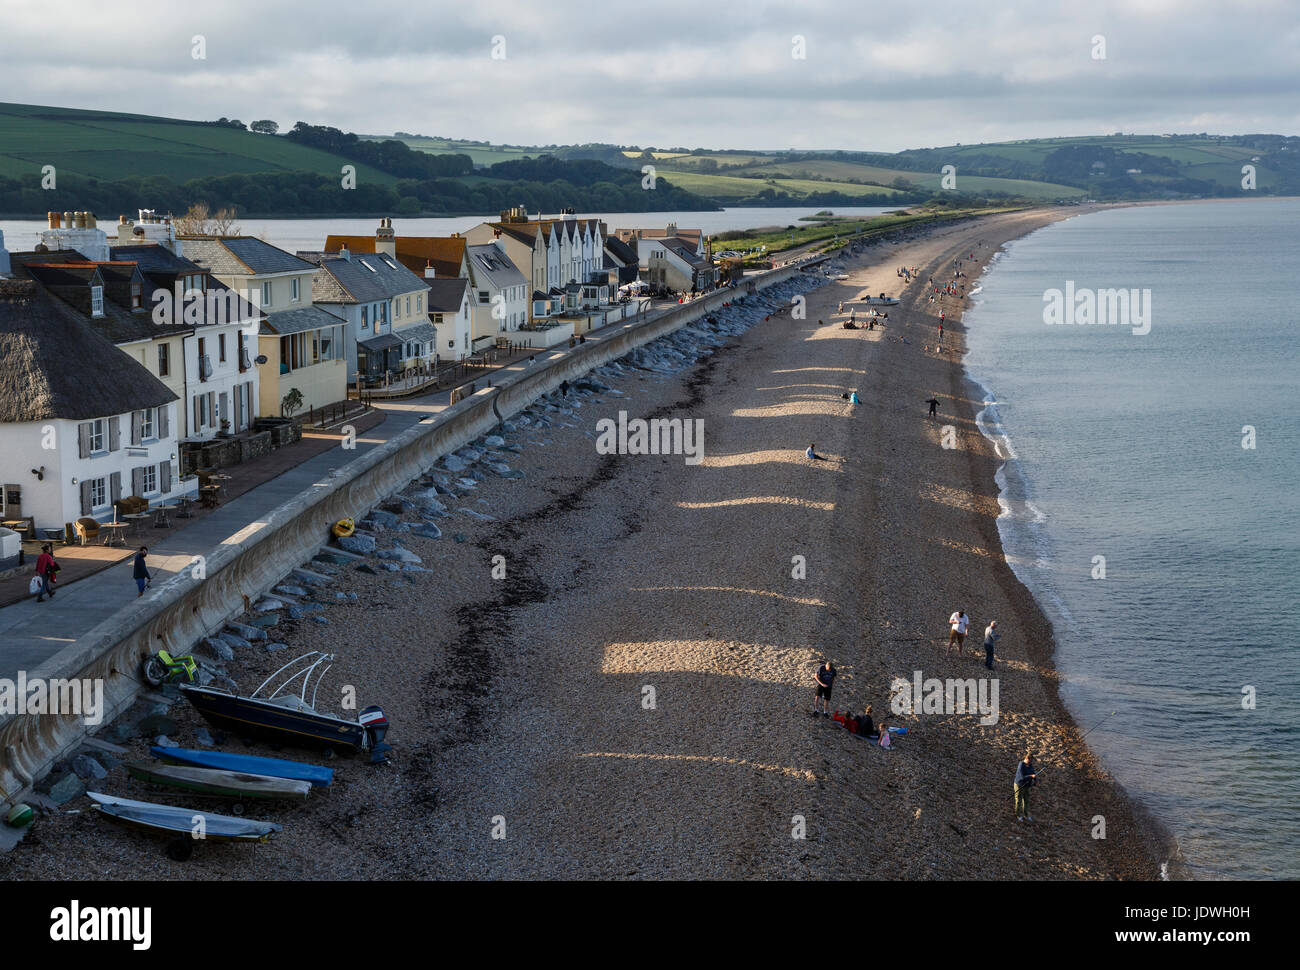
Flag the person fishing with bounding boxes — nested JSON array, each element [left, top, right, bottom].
[[1014, 752, 1038, 822], [984, 620, 1000, 670]]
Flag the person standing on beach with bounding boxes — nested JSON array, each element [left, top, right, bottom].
[[984, 620, 1000, 669], [1014, 753, 1037, 822], [133, 546, 152, 598], [948, 609, 969, 654], [813, 660, 837, 716], [926, 397, 940, 418]]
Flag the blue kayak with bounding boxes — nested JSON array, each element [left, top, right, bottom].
[[151, 746, 333, 787]]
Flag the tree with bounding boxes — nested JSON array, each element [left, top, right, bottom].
[[281, 388, 304, 418], [250, 120, 279, 135], [173, 201, 242, 236]]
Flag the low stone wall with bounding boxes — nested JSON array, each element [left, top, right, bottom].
[[0, 260, 821, 802]]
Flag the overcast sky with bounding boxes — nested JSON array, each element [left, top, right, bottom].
[[3, 0, 1296, 152]]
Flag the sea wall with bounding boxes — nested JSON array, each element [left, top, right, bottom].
[[0, 259, 824, 802]]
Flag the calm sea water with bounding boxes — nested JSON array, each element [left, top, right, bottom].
[[965, 200, 1300, 880], [0, 206, 896, 254]]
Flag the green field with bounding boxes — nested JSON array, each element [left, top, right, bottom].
[[649, 168, 908, 199], [367, 136, 545, 167], [0, 102, 397, 184]]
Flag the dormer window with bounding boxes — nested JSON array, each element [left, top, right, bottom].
[[91, 284, 104, 317], [131, 282, 143, 311]]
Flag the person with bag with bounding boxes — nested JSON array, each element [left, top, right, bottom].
[[34, 543, 59, 602]]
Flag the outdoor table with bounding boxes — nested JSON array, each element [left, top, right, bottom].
[[154, 504, 177, 528], [101, 522, 130, 547], [200, 485, 222, 509], [177, 496, 195, 518], [124, 513, 150, 537]]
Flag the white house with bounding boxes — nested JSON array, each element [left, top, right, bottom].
[[0, 279, 187, 534], [466, 242, 528, 352], [424, 277, 473, 361]]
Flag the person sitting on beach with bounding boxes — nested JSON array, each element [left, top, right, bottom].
[[843, 320, 858, 330], [857, 705, 876, 739], [849, 390, 861, 405], [805, 443, 825, 461], [878, 722, 892, 749]]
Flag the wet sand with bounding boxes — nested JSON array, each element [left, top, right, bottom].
[[2, 207, 1176, 880]]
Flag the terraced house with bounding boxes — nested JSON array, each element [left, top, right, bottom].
[[180, 236, 347, 418], [297, 247, 435, 386], [0, 279, 184, 535]]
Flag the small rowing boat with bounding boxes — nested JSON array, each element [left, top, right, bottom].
[[127, 761, 311, 802], [150, 746, 334, 787], [88, 792, 281, 843]]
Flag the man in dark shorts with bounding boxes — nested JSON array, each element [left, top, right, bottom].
[[813, 660, 837, 717], [926, 397, 940, 418]]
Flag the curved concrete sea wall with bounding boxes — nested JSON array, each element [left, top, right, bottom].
[[0, 261, 822, 801]]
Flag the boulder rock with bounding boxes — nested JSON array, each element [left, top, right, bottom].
[[225, 622, 266, 643], [376, 547, 422, 564], [337, 533, 377, 555], [71, 754, 108, 781], [48, 773, 85, 805], [199, 637, 235, 662]]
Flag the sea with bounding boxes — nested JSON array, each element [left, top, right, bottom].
[[0, 205, 896, 254], [963, 199, 1300, 880]]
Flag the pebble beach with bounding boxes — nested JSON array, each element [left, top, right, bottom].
[[1, 208, 1178, 881]]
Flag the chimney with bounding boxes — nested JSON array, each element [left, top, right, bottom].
[[666, 222, 677, 237], [339, 246, 351, 261], [48, 211, 60, 229], [424, 261, 436, 279], [376, 216, 396, 256]]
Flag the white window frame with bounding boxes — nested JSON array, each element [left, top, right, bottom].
[[142, 464, 158, 495], [291, 277, 301, 303], [88, 419, 106, 454], [140, 407, 155, 441], [90, 477, 107, 509], [91, 285, 104, 317], [261, 280, 273, 307]]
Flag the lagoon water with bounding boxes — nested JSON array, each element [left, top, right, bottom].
[[0, 206, 896, 254], [964, 200, 1300, 879]]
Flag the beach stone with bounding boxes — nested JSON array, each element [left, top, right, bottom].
[[337, 533, 377, 555], [226, 622, 266, 643], [456, 447, 484, 463], [485, 462, 513, 477], [402, 565, 430, 573], [154, 735, 173, 747], [500, 421, 517, 433], [196, 668, 215, 687], [194, 727, 216, 747], [367, 509, 401, 529], [248, 613, 280, 628], [354, 564, 378, 575], [359, 517, 388, 533], [458, 508, 496, 522], [274, 584, 308, 597], [483, 434, 506, 448], [378, 562, 401, 572], [254, 597, 286, 612], [453, 533, 467, 543], [291, 567, 334, 586], [48, 773, 84, 805], [199, 637, 235, 662], [71, 755, 107, 781], [310, 616, 330, 625], [287, 603, 324, 619], [411, 521, 443, 538], [265, 642, 290, 653], [218, 631, 252, 650], [136, 714, 177, 737], [314, 552, 352, 566], [442, 454, 470, 473], [376, 547, 422, 564], [456, 478, 477, 490]]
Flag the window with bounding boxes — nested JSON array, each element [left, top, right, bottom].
[[90, 285, 104, 317], [261, 281, 272, 307], [140, 408, 155, 441], [361, 306, 369, 330], [142, 465, 158, 494], [406, 296, 411, 316], [416, 295, 422, 313], [478, 290, 490, 305], [88, 419, 106, 453], [291, 278, 300, 303], [218, 333, 227, 362], [379, 302, 387, 324], [432, 313, 443, 324], [90, 477, 107, 509], [131, 282, 143, 310], [158, 343, 170, 377]]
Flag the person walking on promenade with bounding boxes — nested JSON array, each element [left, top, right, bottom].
[[926, 396, 940, 418], [133, 546, 152, 598], [984, 620, 1000, 669], [948, 609, 969, 654], [34, 543, 59, 602], [1014, 752, 1038, 821], [813, 659, 837, 717]]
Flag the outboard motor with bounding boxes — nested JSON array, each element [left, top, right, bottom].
[[359, 705, 392, 764]]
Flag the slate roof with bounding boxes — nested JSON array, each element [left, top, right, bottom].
[[297, 251, 427, 305], [467, 244, 527, 290], [424, 277, 470, 314], [259, 304, 345, 336], [180, 236, 315, 276]]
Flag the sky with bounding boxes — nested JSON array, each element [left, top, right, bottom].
[[2, 0, 1296, 152]]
